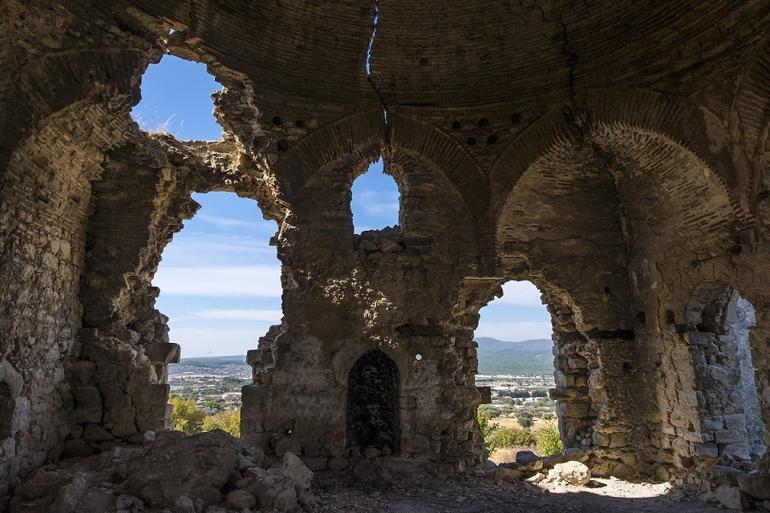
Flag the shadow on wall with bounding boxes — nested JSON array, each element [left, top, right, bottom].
[[346, 350, 401, 458]]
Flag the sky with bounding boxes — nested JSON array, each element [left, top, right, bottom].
[[132, 55, 553, 357]]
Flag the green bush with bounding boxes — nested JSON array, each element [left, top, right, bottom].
[[487, 428, 535, 451], [515, 410, 534, 429], [535, 425, 564, 456], [169, 395, 205, 435]]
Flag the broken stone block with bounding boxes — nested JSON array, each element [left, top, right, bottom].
[[738, 473, 770, 500], [547, 461, 591, 486], [281, 452, 313, 491], [715, 485, 751, 510], [226, 489, 256, 510], [144, 342, 180, 363]]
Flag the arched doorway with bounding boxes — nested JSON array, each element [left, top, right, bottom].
[[687, 284, 766, 460], [346, 350, 401, 456]]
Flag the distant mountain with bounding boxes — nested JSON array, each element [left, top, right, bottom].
[[475, 337, 554, 375], [177, 337, 554, 376], [178, 355, 247, 367]]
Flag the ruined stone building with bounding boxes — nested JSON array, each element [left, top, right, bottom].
[[1, 0, 770, 510]]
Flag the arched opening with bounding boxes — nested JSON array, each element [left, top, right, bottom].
[[474, 280, 562, 462], [0, 382, 15, 439], [350, 158, 400, 233], [131, 54, 222, 141], [152, 191, 280, 437], [687, 285, 766, 461], [346, 350, 401, 456]]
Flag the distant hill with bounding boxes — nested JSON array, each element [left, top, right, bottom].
[[178, 338, 554, 376], [178, 355, 247, 367], [475, 337, 553, 375]]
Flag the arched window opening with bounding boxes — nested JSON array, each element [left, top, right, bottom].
[[350, 158, 400, 233], [153, 192, 280, 437], [346, 350, 401, 456], [131, 54, 223, 141], [0, 381, 15, 439], [687, 286, 765, 460], [474, 280, 563, 462]]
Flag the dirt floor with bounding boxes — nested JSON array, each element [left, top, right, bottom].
[[313, 474, 727, 513]]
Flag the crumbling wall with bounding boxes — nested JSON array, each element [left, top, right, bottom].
[[0, 103, 135, 496], [242, 134, 486, 473]]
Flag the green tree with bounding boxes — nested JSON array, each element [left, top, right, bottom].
[[169, 395, 205, 434], [535, 425, 564, 456], [516, 410, 534, 429], [203, 409, 241, 437], [487, 428, 536, 451]]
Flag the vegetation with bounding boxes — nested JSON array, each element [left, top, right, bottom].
[[487, 427, 536, 451], [515, 410, 534, 429], [478, 404, 563, 458], [169, 394, 240, 437], [168, 395, 205, 434], [535, 425, 564, 456], [202, 409, 241, 437]]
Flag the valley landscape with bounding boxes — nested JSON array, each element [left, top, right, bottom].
[[168, 337, 559, 458]]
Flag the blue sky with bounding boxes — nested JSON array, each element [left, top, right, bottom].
[[132, 55, 552, 357]]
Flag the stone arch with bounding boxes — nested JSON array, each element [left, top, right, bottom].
[[489, 90, 747, 228], [685, 283, 765, 461], [388, 114, 488, 222], [346, 350, 401, 456], [0, 47, 153, 180]]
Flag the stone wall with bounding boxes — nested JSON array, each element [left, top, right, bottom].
[[0, 0, 769, 502]]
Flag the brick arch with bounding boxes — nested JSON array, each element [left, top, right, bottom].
[[275, 112, 487, 220], [730, 33, 770, 204], [490, 90, 746, 227], [388, 114, 488, 222], [272, 110, 385, 200], [1, 48, 151, 180]]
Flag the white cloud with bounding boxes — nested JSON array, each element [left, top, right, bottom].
[[154, 265, 282, 297], [196, 214, 265, 229], [474, 321, 553, 341], [192, 308, 282, 321], [362, 202, 399, 215], [163, 237, 276, 257], [495, 281, 544, 307]]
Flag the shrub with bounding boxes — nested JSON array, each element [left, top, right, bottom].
[[515, 410, 534, 429], [169, 395, 205, 435], [203, 409, 241, 437], [535, 425, 564, 456], [487, 428, 535, 452]]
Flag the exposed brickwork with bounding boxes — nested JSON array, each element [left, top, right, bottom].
[[1, 0, 770, 509]]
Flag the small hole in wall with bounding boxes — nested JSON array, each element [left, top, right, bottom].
[[277, 140, 289, 152], [511, 112, 522, 124], [466, 137, 477, 146], [477, 118, 489, 128], [451, 120, 461, 130], [272, 116, 283, 126], [415, 354, 423, 361], [419, 57, 429, 66], [622, 362, 633, 372], [486, 134, 498, 145], [295, 119, 305, 128], [636, 311, 646, 324], [665, 310, 676, 324], [603, 287, 612, 297]]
